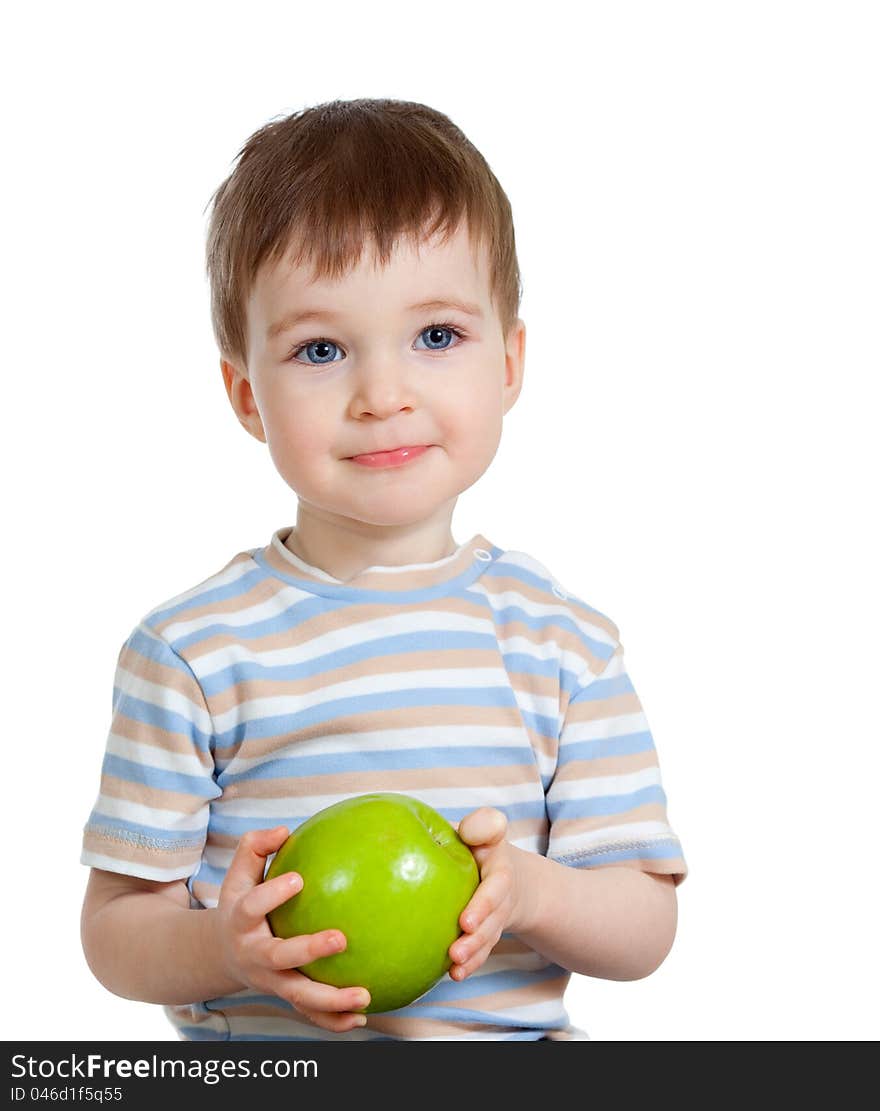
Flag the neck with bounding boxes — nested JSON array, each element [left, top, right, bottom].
[[285, 502, 459, 583]]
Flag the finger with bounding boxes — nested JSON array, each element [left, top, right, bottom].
[[299, 1009, 368, 1034], [237, 870, 303, 927], [282, 972, 371, 1015], [458, 869, 511, 934], [222, 826, 289, 901], [268, 928, 350, 971], [451, 897, 504, 968], [450, 930, 499, 980], [457, 807, 507, 848]]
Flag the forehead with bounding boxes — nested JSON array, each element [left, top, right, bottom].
[[249, 220, 493, 329]]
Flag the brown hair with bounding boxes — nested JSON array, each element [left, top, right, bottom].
[[204, 98, 522, 369]]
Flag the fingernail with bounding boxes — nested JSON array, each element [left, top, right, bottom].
[[354, 1015, 367, 1027], [287, 872, 302, 889], [356, 991, 371, 1008]]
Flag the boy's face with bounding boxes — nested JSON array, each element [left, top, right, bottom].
[[222, 219, 525, 532]]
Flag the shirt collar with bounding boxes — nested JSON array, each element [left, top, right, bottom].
[[254, 526, 499, 599]]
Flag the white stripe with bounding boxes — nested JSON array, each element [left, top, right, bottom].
[[106, 732, 212, 779], [209, 667, 548, 733], [194, 609, 497, 675], [560, 710, 651, 742], [550, 764, 662, 801], [550, 820, 678, 855], [160, 579, 318, 640], [216, 781, 543, 820], [115, 665, 214, 735], [143, 555, 257, 623], [79, 848, 193, 883], [217, 724, 533, 766], [91, 792, 209, 831]]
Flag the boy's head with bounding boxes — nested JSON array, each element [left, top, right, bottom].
[[205, 98, 525, 531]]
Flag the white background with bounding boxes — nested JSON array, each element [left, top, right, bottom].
[[3, 1, 877, 1041]]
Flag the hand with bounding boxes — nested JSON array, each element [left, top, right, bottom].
[[215, 826, 371, 1033], [448, 807, 526, 982]]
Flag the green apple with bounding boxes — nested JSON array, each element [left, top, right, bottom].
[[264, 792, 480, 1014]]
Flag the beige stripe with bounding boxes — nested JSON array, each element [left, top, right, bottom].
[[563, 690, 644, 723], [423, 974, 569, 1014], [184, 592, 491, 665], [364, 1014, 515, 1038], [100, 772, 210, 815], [222, 762, 540, 801], [152, 573, 284, 638], [556, 749, 660, 780], [203, 820, 549, 855], [214, 703, 529, 763], [482, 573, 620, 640], [119, 642, 205, 706], [551, 800, 671, 837], [82, 830, 202, 869], [111, 714, 214, 767], [491, 616, 611, 677], [205, 647, 504, 716]]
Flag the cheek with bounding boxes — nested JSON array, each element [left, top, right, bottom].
[[441, 382, 504, 462], [259, 381, 334, 460]]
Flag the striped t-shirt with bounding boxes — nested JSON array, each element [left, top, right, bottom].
[[81, 527, 687, 1041]]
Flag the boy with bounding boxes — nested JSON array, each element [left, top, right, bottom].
[[80, 97, 686, 1041]]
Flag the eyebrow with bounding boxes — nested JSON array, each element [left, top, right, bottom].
[[266, 298, 484, 340]]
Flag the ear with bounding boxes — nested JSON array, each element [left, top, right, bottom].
[[502, 318, 526, 415], [220, 359, 267, 443]]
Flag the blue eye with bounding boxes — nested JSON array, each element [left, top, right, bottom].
[[292, 339, 340, 366], [415, 324, 463, 351], [287, 322, 466, 366]]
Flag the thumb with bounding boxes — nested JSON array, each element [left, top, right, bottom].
[[220, 825, 289, 902], [458, 807, 508, 849]]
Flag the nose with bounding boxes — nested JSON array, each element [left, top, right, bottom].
[[348, 357, 416, 420]]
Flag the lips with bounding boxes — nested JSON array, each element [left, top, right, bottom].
[[348, 445, 431, 468]]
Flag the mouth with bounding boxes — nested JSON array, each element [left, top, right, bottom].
[[347, 445, 432, 469]]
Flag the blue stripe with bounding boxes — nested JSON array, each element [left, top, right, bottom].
[[211, 686, 526, 749], [557, 731, 657, 764], [103, 753, 219, 798], [172, 594, 353, 653], [554, 838, 683, 868], [548, 784, 667, 820], [485, 601, 612, 651], [415, 963, 566, 1004], [84, 814, 205, 850], [202, 799, 549, 840], [112, 689, 213, 754], [517, 707, 561, 740], [148, 566, 269, 627], [500, 651, 561, 680], [200, 630, 504, 695], [569, 671, 634, 702], [405, 1004, 568, 1027], [219, 744, 538, 786], [485, 560, 613, 622]]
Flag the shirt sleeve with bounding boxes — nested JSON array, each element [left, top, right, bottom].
[[546, 640, 687, 885], [81, 621, 221, 882]]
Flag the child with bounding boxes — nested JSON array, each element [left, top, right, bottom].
[[80, 97, 686, 1041]]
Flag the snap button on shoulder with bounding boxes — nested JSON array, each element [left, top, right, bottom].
[[552, 583, 568, 600], [474, 548, 492, 561]]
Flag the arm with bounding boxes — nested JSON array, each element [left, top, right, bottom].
[[450, 808, 677, 983], [80, 868, 242, 1005], [80, 827, 372, 1032]]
